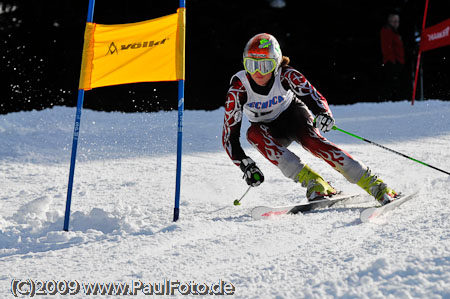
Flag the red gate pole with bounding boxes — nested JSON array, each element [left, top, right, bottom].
[[412, 0, 429, 105]]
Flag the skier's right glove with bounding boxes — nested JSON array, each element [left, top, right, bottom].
[[240, 157, 264, 187]]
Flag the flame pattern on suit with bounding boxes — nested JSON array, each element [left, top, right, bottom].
[[247, 125, 284, 166]]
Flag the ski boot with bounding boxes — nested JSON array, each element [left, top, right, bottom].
[[296, 165, 337, 202], [357, 169, 398, 205]]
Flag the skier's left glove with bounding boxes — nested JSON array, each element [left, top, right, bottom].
[[314, 112, 335, 133], [240, 157, 264, 187]]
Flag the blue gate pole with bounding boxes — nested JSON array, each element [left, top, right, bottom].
[[173, 80, 184, 222], [173, 0, 186, 222], [64, 0, 96, 231]]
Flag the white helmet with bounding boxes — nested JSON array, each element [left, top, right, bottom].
[[242, 33, 282, 74]]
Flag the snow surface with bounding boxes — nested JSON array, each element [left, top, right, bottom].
[[1, 100, 450, 298]]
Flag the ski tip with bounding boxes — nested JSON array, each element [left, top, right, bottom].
[[360, 189, 420, 223], [251, 206, 290, 220], [360, 207, 378, 223]]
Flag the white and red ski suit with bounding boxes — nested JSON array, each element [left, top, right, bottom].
[[222, 66, 367, 184]]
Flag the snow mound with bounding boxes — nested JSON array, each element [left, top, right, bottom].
[[0, 196, 155, 258]]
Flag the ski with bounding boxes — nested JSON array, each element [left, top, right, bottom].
[[251, 193, 361, 220], [360, 190, 419, 223]]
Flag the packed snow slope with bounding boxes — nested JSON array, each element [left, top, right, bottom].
[[1, 100, 450, 298]]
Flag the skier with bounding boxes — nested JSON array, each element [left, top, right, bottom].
[[222, 33, 398, 205]]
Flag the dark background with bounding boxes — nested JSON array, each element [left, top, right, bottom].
[[0, 0, 449, 114]]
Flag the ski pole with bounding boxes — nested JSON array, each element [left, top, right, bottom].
[[233, 186, 251, 206], [332, 125, 450, 176]]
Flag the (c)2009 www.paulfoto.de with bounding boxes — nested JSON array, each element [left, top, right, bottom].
[[11, 279, 236, 296]]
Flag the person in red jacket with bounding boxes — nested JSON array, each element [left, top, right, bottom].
[[222, 33, 398, 205], [380, 13, 405, 100]]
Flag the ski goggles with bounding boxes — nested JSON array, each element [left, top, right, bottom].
[[243, 58, 277, 75]]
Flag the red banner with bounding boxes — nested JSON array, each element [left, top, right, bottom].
[[420, 18, 450, 52]]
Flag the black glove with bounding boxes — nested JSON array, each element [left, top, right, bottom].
[[240, 157, 264, 187], [314, 112, 335, 133]]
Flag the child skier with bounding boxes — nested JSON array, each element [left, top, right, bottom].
[[222, 33, 398, 205]]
